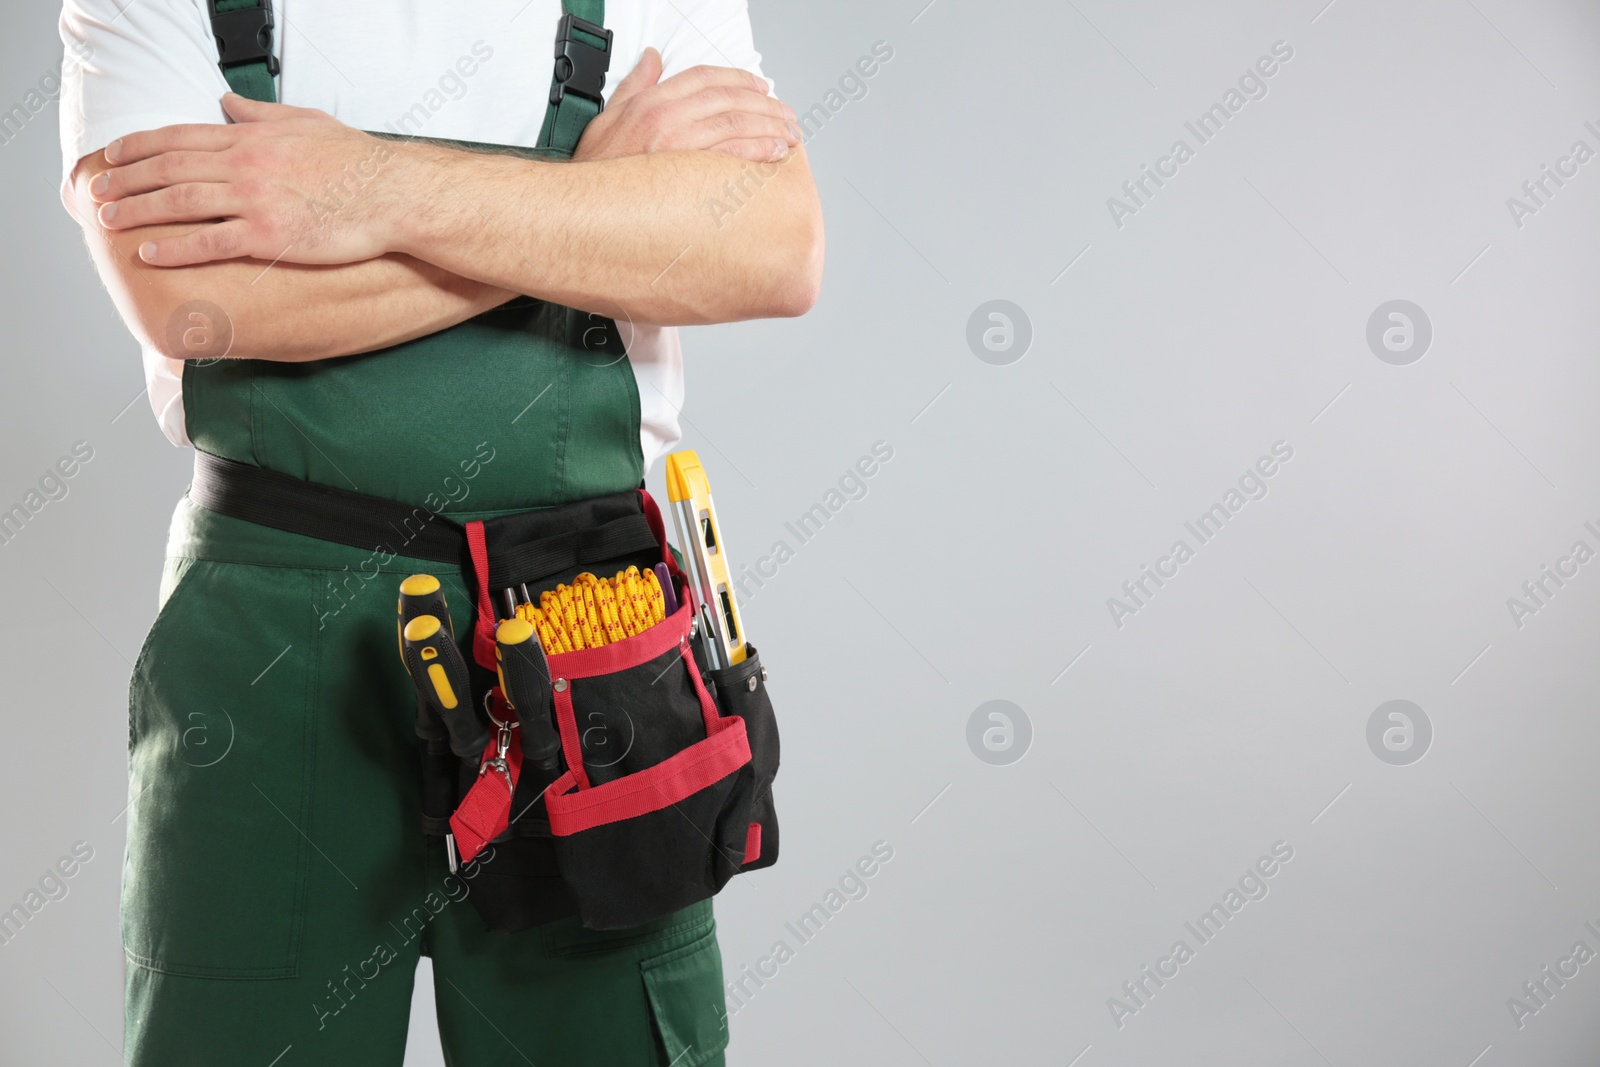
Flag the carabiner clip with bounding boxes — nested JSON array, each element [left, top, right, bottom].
[[477, 688, 517, 796]]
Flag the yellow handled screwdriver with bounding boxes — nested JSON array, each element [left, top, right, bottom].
[[665, 450, 747, 666], [495, 618, 563, 771], [399, 574, 464, 753], [398, 573, 452, 661], [402, 613, 489, 760], [397, 574, 474, 872]]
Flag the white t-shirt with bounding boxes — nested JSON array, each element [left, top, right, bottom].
[[58, 0, 772, 473]]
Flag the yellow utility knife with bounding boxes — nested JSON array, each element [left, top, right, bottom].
[[665, 450, 747, 666]]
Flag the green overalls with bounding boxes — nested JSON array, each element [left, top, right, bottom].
[[122, 3, 731, 1063]]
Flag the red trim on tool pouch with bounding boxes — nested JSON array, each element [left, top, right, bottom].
[[552, 682, 590, 792], [743, 822, 761, 864], [681, 637, 723, 733], [545, 716, 750, 835], [464, 520, 498, 672]]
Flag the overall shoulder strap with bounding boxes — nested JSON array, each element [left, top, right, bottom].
[[536, 0, 611, 155], [207, 0, 280, 102]]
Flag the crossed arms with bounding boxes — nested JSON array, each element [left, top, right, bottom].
[[64, 50, 824, 362]]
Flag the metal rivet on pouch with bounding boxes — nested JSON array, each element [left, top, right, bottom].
[[746, 676, 758, 692], [553, 678, 568, 692], [760, 667, 768, 682]]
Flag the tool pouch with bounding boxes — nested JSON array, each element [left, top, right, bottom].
[[456, 488, 780, 932], [542, 601, 755, 929]]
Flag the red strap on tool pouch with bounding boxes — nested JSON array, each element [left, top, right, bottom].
[[450, 688, 523, 864], [637, 488, 684, 584], [453, 522, 523, 862], [465, 519, 498, 672]]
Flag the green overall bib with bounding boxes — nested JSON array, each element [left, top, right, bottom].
[[121, 3, 732, 1063]]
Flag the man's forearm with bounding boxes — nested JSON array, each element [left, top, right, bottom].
[[72, 149, 514, 362], [165, 254, 516, 362], [390, 143, 823, 326], [94, 240, 515, 363]]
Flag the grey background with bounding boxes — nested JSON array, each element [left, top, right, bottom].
[[4, 0, 1600, 1064]]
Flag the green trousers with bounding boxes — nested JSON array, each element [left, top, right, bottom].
[[123, 496, 731, 1066]]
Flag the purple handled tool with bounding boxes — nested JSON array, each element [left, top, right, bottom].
[[654, 562, 679, 616]]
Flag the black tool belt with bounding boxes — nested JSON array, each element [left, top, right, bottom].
[[190, 450, 781, 933]]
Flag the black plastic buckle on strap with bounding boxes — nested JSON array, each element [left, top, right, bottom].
[[550, 13, 612, 107], [208, 0, 281, 75]]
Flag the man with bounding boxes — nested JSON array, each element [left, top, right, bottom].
[[57, 0, 821, 1063]]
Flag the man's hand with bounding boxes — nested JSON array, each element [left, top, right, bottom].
[[574, 48, 800, 164], [89, 93, 404, 268], [67, 146, 519, 363]]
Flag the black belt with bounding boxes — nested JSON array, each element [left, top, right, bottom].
[[189, 450, 661, 590]]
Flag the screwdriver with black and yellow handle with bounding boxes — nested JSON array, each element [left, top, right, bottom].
[[402, 612, 489, 760], [495, 617, 563, 771], [397, 574, 480, 872], [398, 573, 452, 658], [399, 574, 453, 747]]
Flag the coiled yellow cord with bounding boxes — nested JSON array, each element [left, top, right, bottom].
[[515, 566, 667, 655]]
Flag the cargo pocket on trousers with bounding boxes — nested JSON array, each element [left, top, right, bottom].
[[123, 561, 320, 979], [641, 928, 730, 1067]]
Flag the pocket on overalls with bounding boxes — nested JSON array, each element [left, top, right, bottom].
[[124, 561, 319, 978], [544, 602, 755, 931], [640, 924, 731, 1066]]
